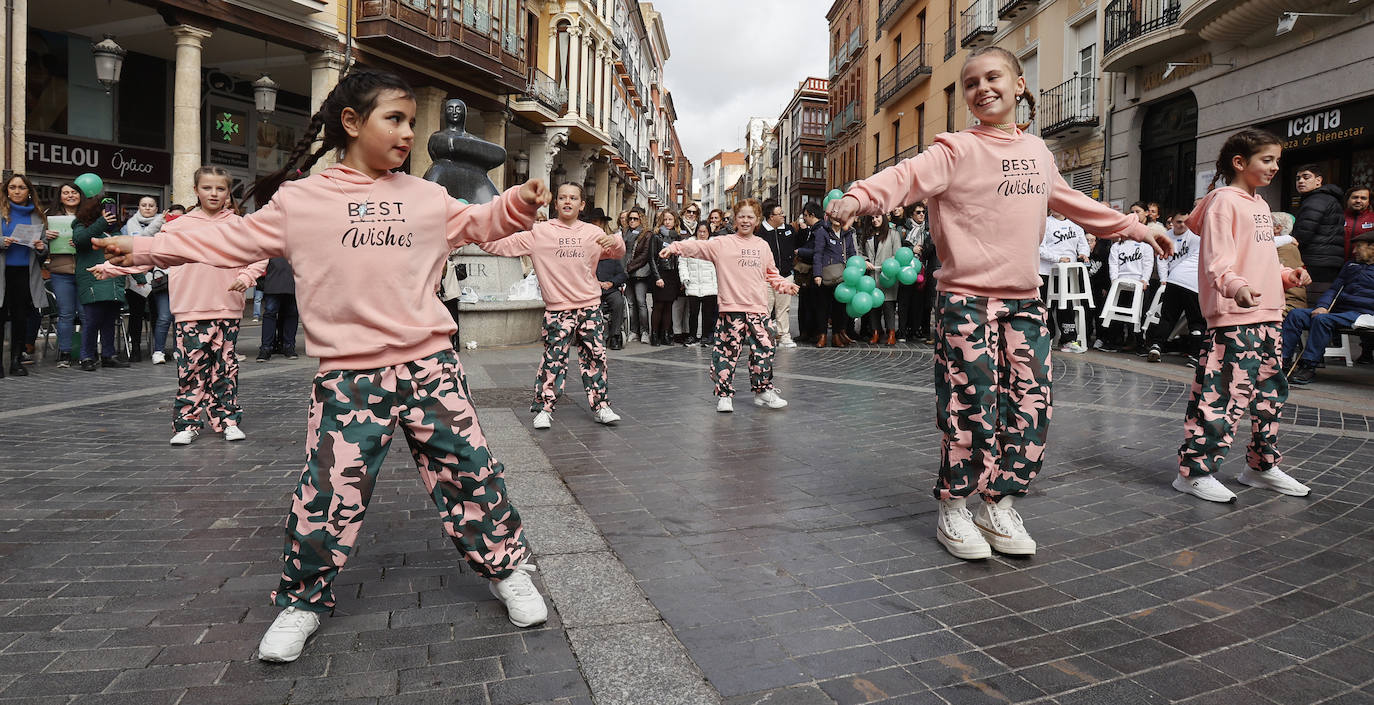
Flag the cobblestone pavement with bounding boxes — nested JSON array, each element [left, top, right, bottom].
[[2, 335, 1372, 705]]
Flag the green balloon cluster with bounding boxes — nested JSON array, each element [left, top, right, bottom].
[[838, 252, 925, 316], [821, 188, 845, 209], [75, 173, 104, 198]]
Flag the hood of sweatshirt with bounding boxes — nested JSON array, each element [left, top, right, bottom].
[[318, 164, 396, 186]]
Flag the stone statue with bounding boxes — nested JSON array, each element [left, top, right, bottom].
[[423, 99, 506, 204]]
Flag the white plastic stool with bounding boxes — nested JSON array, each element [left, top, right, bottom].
[[1323, 329, 1359, 367], [1142, 283, 1167, 331], [1100, 279, 1146, 332], [1047, 262, 1094, 350]]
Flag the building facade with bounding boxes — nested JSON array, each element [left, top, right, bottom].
[[777, 77, 829, 216], [825, 0, 869, 189], [700, 150, 745, 213], [743, 116, 778, 203]]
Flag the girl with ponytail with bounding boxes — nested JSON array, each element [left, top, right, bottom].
[[825, 45, 1174, 564], [93, 69, 553, 662]]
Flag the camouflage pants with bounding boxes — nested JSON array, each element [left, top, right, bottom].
[[533, 306, 608, 413], [174, 319, 241, 432], [1178, 323, 1286, 477], [934, 293, 1053, 501], [272, 350, 529, 612], [711, 312, 777, 397]]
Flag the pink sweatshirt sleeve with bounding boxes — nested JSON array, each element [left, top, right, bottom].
[[235, 260, 270, 288], [601, 233, 626, 260], [763, 256, 790, 292], [92, 262, 152, 277], [130, 202, 286, 269], [477, 230, 535, 257], [844, 141, 957, 214], [445, 187, 539, 248], [666, 238, 713, 259], [1048, 171, 1151, 242], [1200, 202, 1249, 299]]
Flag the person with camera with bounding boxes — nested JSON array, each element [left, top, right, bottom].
[[71, 187, 125, 371]]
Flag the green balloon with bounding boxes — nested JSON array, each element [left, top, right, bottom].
[[74, 173, 103, 198], [456, 198, 470, 205], [895, 247, 915, 265], [846, 301, 866, 318], [842, 265, 864, 286], [847, 255, 867, 269], [878, 272, 897, 290], [851, 291, 873, 311], [871, 287, 885, 303], [827, 188, 844, 201], [822, 193, 838, 209], [912, 259, 924, 274], [858, 275, 876, 292], [834, 283, 856, 303], [880, 258, 901, 278], [897, 266, 919, 285]]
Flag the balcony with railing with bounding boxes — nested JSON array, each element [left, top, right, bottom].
[[876, 0, 915, 30], [1039, 73, 1099, 138], [876, 43, 932, 109], [998, 0, 1038, 21], [960, 0, 998, 48], [355, 0, 527, 94], [1102, 0, 1187, 72], [873, 144, 920, 174], [825, 101, 860, 142], [943, 26, 957, 61], [829, 28, 863, 79], [517, 68, 568, 115]]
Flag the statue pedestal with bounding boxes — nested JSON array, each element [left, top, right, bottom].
[[452, 244, 545, 347]]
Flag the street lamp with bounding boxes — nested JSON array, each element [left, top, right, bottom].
[[1161, 61, 1233, 79], [253, 74, 279, 117], [90, 35, 126, 94], [1276, 12, 1351, 36]]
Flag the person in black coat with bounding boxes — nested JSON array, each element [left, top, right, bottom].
[[589, 209, 627, 349], [1293, 164, 1347, 298], [256, 257, 299, 361]]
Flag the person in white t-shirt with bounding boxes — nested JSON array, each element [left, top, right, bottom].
[[1037, 211, 1090, 352], [1145, 208, 1205, 364]]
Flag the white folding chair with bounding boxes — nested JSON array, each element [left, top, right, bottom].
[[1099, 279, 1146, 333]]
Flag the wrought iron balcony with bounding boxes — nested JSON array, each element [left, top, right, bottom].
[[998, 0, 1038, 21], [960, 0, 997, 49], [943, 26, 957, 61], [1038, 73, 1099, 138], [1104, 0, 1181, 55], [830, 28, 862, 79], [355, 0, 527, 94], [873, 144, 920, 174], [876, 43, 931, 108], [524, 68, 568, 114], [876, 0, 915, 30], [825, 101, 859, 142]]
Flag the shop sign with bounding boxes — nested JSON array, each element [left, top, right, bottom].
[[211, 148, 250, 170], [25, 132, 171, 185], [1260, 97, 1374, 150]]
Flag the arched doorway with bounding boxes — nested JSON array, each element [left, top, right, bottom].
[[1139, 92, 1198, 211]]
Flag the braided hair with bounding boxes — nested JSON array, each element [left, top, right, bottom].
[[964, 46, 1037, 131], [243, 69, 416, 206]]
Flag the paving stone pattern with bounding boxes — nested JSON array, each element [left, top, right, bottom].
[[495, 342, 1374, 705]]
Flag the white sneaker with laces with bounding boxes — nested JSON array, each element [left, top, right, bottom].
[[753, 389, 788, 409], [257, 606, 321, 662], [973, 497, 1036, 555], [1173, 474, 1237, 503], [593, 407, 621, 425], [639, 333, 650, 344], [169, 429, 199, 446], [779, 337, 798, 348], [716, 397, 733, 413], [224, 425, 246, 442], [532, 411, 552, 429], [936, 499, 991, 560], [1237, 467, 1310, 497], [490, 564, 548, 627], [1060, 342, 1087, 354], [151, 351, 167, 364]]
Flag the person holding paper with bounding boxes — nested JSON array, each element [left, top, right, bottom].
[[122, 196, 166, 363], [1, 174, 48, 378], [44, 182, 82, 367]]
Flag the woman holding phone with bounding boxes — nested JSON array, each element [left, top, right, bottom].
[[72, 189, 125, 371]]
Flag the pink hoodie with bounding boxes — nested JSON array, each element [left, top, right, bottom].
[[665, 233, 791, 313], [477, 219, 624, 310], [126, 165, 537, 371], [162, 209, 267, 321], [1186, 186, 1298, 328], [845, 126, 1152, 300]]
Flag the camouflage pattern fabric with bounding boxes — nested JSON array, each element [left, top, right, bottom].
[[711, 312, 777, 397], [1178, 323, 1286, 477], [933, 293, 1053, 501], [271, 350, 529, 612], [173, 319, 241, 432], [532, 305, 609, 413]]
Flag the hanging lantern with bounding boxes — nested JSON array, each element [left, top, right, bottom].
[[253, 74, 279, 116], [91, 35, 126, 94]]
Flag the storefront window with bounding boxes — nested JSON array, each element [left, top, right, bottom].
[[256, 120, 298, 173], [117, 52, 168, 149]]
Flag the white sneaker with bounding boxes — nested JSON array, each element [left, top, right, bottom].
[[224, 425, 246, 442], [169, 429, 199, 446], [936, 499, 992, 560], [1237, 467, 1311, 497], [753, 389, 788, 409], [532, 410, 552, 429], [716, 397, 733, 413], [490, 564, 548, 628], [639, 333, 650, 344], [151, 351, 167, 365], [973, 497, 1036, 555], [257, 606, 321, 662], [1060, 342, 1087, 354], [593, 406, 621, 425], [1173, 474, 1237, 503], [779, 337, 798, 348]]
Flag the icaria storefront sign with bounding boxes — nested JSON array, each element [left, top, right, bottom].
[[25, 133, 171, 185], [1259, 96, 1374, 151]]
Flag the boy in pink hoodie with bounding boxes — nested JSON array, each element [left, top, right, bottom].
[[478, 183, 625, 430], [828, 47, 1171, 561], [662, 198, 799, 412], [93, 70, 554, 663], [1174, 129, 1313, 503]]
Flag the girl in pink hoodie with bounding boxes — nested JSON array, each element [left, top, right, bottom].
[[1173, 129, 1313, 503], [93, 70, 553, 664], [827, 47, 1171, 561]]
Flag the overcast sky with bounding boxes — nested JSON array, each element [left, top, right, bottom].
[[654, 0, 831, 174]]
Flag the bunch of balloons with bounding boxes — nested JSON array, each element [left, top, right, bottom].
[[832, 247, 924, 318], [821, 188, 844, 210]]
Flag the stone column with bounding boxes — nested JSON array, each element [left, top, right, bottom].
[[567, 26, 582, 117], [593, 160, 610, 213], [410, 86, 447, 176], [529, 127, 569, 185], [172, 25, 213, 208], [4, 0, 26, 172], [307, 50, 345, 172], [594, 48, 607, 131], [483, 111, 507, 190]]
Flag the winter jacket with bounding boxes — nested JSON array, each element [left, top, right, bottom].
[[812, 222, 855, 277], [647, 227, 680, 278], [0, 202, 46, 308], [679, 255, 718, 297], [1293, 184, 1346, 281], [1346, 209, 1374, 259], [261, 257, 295, 295], [596, 256, 627, 297], [622, 227, 649, 277], [861, 232, 900, 301], [73, 215, 125, 305], [1315, 260, 1374, 315], [757, 222, 796, 278]]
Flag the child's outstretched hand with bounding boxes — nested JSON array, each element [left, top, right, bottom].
[[87, 264, 119, 281], [1234, 286, 1261, 308], [595, 234, 616, 250], [1146, 230, 1174, 258], [91, 236, 137, 266], [518, 179, 552, 207], [825, 195, 860, 231]]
